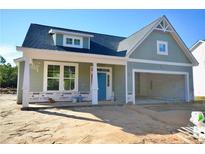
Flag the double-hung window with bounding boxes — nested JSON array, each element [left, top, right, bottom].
[[66, 38, 73, 45], [157, 40, 168, 55], [47, 65, 60, 90], [74, 39, 80, 46], [44, 62, 78, 91], [63, 35, 82, 48], [64, 66, 76, 90]]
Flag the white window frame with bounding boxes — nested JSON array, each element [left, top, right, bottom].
[[157, 40, 168, 55], [63, 35, 83, 48], [44, 61, 78, 92]]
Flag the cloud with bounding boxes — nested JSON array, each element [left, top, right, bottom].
[[0, 44, 22, 66]]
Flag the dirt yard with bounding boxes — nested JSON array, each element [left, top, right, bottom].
[[1, 94, 205, 144]]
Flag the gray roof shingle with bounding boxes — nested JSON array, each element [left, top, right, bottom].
[[22, 24, 127, 57], [117, 17, 162, 51]]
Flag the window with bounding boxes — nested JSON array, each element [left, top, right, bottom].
[[74, 39, 80, 45], [66, 38, 73, 45], [64, 66, 75, 90], [44, 62, 78, 91], [47, 65, 60, 90], [157, 40, 168, 55], [63, 35, 82, 48]]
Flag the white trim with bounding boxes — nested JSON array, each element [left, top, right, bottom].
[[16, 62, 20, 103], [17, 47, 126, 65], [154, 19, 173, 33], [154, 28, 172, 33], [16, 47, 193, 67], [49, 29, 94, 38], [190, 40, 205, 51], [14, 57, 25, 64], [185, 74, 190, 102], [22, 57, 31, 108], [132, 69, 190, 104], [90, 66, 112, 100], [128, 58, 193, 67], [63, 35, 83, 48], [43, 61, 79, 92], [88, 37, 91, 49], [91, 62, 98, 105], [132, 71, 135, 104], [125, 62, 128, 104], [157, 40, 168, 55]]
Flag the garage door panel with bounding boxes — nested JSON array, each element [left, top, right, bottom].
[[136, 73, 185, 101]]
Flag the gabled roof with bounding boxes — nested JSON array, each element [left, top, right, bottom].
[[21, 16, 198, 65], [118, 15, 198, 66], [190, 40, 205, 52], [22, 24, 127, 57]]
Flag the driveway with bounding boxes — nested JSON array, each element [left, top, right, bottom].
[[1, 94, 204, 144]]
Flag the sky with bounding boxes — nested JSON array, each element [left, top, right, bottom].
[[0, 9, 205, 65]]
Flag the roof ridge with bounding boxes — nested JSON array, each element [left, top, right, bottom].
[[30, 23, 126, 39]]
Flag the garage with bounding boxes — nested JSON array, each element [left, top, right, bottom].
[[133, 69, 189, 104]]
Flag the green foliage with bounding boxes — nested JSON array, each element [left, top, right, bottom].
[[0, 55, 6, 64], [0, 63, 17, 88]]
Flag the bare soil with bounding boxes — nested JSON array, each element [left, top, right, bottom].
[[1, 94, 204, 144]]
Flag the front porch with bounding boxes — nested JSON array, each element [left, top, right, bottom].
[[15, 50, 126, 108]]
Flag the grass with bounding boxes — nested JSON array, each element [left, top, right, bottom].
[[194, 96, 205, 103]]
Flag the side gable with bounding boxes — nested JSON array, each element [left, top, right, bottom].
[[129, 30, 191, 64], [123, 16, 198, 66]]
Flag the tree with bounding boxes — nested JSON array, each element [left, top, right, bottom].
[[0, 58, 17, 88], [0, 55, 6, 64]]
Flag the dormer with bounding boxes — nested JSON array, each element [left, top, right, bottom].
[[49, 29, 94, 49]]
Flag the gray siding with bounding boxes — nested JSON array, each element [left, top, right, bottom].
[[78, 63, 91, 92], [83, 37, 89, 49], [113, 65, 126, 102], [30, 60, 44, 92], [127, 61, 194, 101], [17, 61, 24, 104], [56, 34, 63, 46], [129, 30, 191, 64]]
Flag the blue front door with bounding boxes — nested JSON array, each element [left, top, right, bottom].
[[98, 72, 106, 101]]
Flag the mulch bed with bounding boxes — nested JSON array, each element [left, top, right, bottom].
[[0, 88, 17, 94]]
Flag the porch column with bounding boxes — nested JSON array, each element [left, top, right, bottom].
[[22, 57, 31, 108], [92, 62, 98, 105]]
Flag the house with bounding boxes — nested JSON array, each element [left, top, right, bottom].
[[14, 15, 198, 108], [190, 40, 205, 97]]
